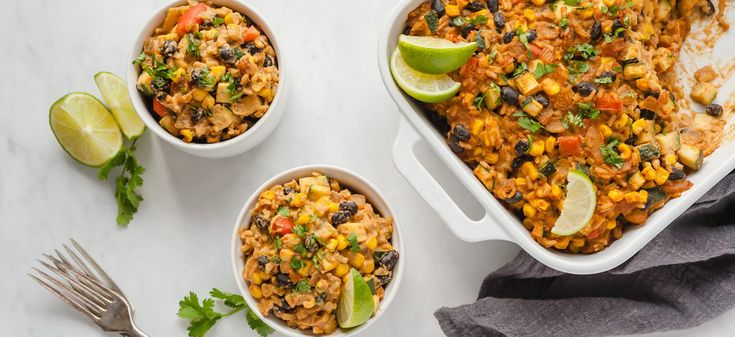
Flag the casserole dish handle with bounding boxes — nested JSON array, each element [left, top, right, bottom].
[[392, 117, 513, 243]]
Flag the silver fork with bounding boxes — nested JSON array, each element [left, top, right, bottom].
[[29, 240, 149, 337]]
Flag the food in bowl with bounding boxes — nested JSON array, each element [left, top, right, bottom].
[[394, 0, 727, 253], [133, 0, 279, 144], [238, 172, 399, 334]]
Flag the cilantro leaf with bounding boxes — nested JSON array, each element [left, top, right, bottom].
[[534, 63, 558, 79], [577, 102, 600, 119], [97, 151, 126, 180], [293, 280, 312, 293], [277, 206, 290, 217], [560, 17, 568, 29], [210, 289, 245, 309], [512, 62, 529, 78], [293, 224, 308, 237], [563, 0, 580, 6], [424, 10, 439, 33], [212, 16, 225, 26], [563, 111, 585, 129], [290, 256, 305, 271], [273, 237, 282, 251], [178, 292, 222, 337], [469, 15, 488, 25], [348, 233, 360, 252], [518, 116, 544, 133], [132, 52, 146, 65], [601, 138, 625, 169], [186, 33, 201, 58], [246, 308, 275, 337], [98, 140, 145, 227]]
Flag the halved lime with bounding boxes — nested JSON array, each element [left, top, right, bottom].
[[49, 93, 123, 167], [398, 35, 477, 74], [337, 268, 374, 329], [390, 48, 461, 104], [94, 72, 145, 139], [551, 170, 597, 236]]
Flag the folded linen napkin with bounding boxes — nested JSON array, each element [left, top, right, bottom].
[[435, 172, 735, 337]]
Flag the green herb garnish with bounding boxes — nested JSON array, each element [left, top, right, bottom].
[[212, 17, 225, 26], [277, 206, 290, 217], [97, 140, 144, 227], [293, 280, 312, 293], [518, 116, 544, 133], [534, 63, 558, 79], [562, 111, 585, 129], [177, 289, 273, 337], [132, 52, 146, 65], [290, 257, 305, 271], [293, 224, 308, 237], [577, 102, 600, 119], [601, 138, 624, 169], [186, 33, 201, 59], [348, 233, 360, 253], [273, 237, 282, 251]]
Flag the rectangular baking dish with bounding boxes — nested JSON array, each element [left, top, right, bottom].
[[378, 0, 735, 274]]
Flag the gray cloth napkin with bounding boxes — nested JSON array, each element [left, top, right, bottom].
[[435, 172, 735, 337]]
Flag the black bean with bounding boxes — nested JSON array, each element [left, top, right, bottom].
[[243, 42, 262, 54], [597, 71, 617, 83], [283, 187, 294, 195], [640, 109, 656, 120], [257, 256, 269, 270], [191, 68, 205, 83], [454, 124, 471, 141], [273, 298, 295, 313], [402, 26, 411, 35], [461, 23, 476, 39], [500, 86, 519, 105], [161, 40, 177, 59], [219, 46, 236, 65], [533, 93, 550, 108], [315, 292, 328, 305], [625, 137, 636, 145], [304, 236, 319, 252], [706, 103, 723, 117], [331, 211, 351, 226], [702, 0, 715, 16], [644, 91, 660, 99], [504, 191, 523, 204], [263, 55, 274, 67], [378, 250, 399, 270], [503, 31, 515, 44], [191, 106, 207, 123], [151, 77, 170, 93], [493, 12, 505, 32], [275, 273, 292, 288], [590, 22, 602, 42], [377, 273, 393, 286], [612, 19, 625, 38], [511, 155, 531, 171], [669, 167, 686, 181], [449, 134, 464, 153], [574, 81, 597, 97], [487, 0, 499, 13], [253, 215, 269, 231], [619, 58, 639, 66], [466, 1, 485, 12], [514, 139, 530, 155], [526, 29, 538, 43], [339, 201, 358, 215], [431, 0, 446, 17]]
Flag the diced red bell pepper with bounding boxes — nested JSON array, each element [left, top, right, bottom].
[[595, 93, 623, 113], [243, 26, 261, 42], [271, 217, 294, 236], [530, 44, 543, 58], [176, 3, 207, 35], [558, 135, 584, 157], [152, 99, 168, 117]]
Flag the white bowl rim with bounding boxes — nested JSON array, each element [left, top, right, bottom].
[[126, 0, 286, 151], [230, 164, 405, 337]]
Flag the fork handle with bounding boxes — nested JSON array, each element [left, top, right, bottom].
[[124, 326, 150, 337]]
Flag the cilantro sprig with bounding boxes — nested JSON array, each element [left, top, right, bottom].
[[178, 289, 274, 337], [601, 138, 625, 169], [97, 140, 145, 227]]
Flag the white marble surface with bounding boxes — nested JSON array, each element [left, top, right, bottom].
[[1, 0, 734, 336]]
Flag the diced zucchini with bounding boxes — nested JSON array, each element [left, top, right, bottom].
[[484, 85, 501, 110], [624, 63, 647, 80], [515, 72, 541, 96], [635, 120, 655, 145], [136, 72, 153, 96], [636, 143, 661, 161], [216, 82, 231, 103], [677, 144, 703, 171], [540, 162, 556, 177], [690, 82, 717, 105], [159, 115, 178, 135], [660, 91, 676, 113], [692, 112, 717, 131], [522, 98, 544, 116], [656, 0, 673, 21], [643, 186, 667, 210], [655, 131, 681, 154], [308, 184, 330, 201], [298, 177, 317, 192]]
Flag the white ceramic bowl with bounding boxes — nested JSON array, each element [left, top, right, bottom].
[[378, 0, 735, 274], [230, 165, 405, 337], [127, 0, 288, 158]]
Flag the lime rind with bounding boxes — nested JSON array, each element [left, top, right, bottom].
[[94, 71, 145, 140], [49, 93, 123, 167], [337, 268, 375, 328], [551, 169, 597, 236], [390, 48, 461, 104], [398, 34, 477, 74]]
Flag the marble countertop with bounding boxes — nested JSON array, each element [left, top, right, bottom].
[[1, 0, 734, 336]]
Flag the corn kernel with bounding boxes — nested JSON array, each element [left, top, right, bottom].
[[172, 68, 186, 83], [665, 153, 677, 165], [316, 279, 329, 291], [554, 238, 570, 249], [336, 235, 348, 250], [326, 238, 338, 251], [551, 185, 563, 199], [599, 125, 613, 138], [224, 13, 234, 24], [302, 296, 316, 309], [529, 140, 545, 156], [328, 201, 339, 213], [523, 203, 537, 217], [486, 152, 499, 164], [618, 143, 632, 160], [606, 220, 617, 230], [640, 23, 654, 41], [290, 193, 306, 207], [641, 166, 656, 180], [361, 259, 375, 274], [258, 88, 273, 101], [445, 5, 460, 16], [279, 249, 294, 262], [629, 171, 645, 190], [262, 190, 276, 200], [541, 78, 561, 96], [298, 261, 312, 277], [515, 178, 527, 186], [654, 167, 669, 185], [334, 263, 350, 277], [603, 0, 617, 6], [608, 189, 624, 202], [251, 272, 263, 285], [523, 8, 536, 21], [624, 191, 640, 203], [545, 137, 556, 153], [531, 199, 550, 211], [572, 238, 586, 247], [471, 119, 485, 135], [249, 284, 263, 299], [632, 119, 647, 135], [295, 213, 311, 225], [532, 0, 546, 5], [350, 254, 365, 269], [521, 162, 540, 180], [638, 190, 649, 203], [202, 95, 215, 109], [579, 8, 594, 19], [180, 129, 194, 143], [613, 114, 630, 130], [366, 237, 378, 250], [210, 66, 226, 79]]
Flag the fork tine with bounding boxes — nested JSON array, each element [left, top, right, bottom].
[[38, 260, 109, 307], [69, 239, 125, 295], [29, 274, 99, 319], [62, 266, 115, 301], [31, 268, 104, 316], [63, 244, 96, 277]]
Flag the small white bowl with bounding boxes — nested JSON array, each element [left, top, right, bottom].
[[230, 165, 405, 337], [127, 0, 288, 158]]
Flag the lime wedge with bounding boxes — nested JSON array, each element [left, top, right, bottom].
[[551, 170, 597, 236], [398, 35, 477, 74], [94, 72, 145, 139], [337, 268, 374, 329], [49, 93, 123, 167], [390, 48, 461, 104]]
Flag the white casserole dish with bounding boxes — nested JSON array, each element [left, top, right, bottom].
[[378, 0, 735, 274], [127, 0, 289, 158]]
